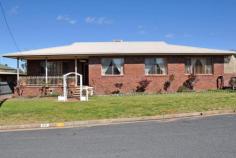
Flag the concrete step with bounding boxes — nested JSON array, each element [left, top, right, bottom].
[[73, 90, 81, 97]]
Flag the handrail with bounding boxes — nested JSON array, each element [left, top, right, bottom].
[[19, 76, 76, 86]]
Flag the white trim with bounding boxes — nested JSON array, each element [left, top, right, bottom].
[[58, 72, 89, 102], [0, 72, 18, 75], [17, 58, 20, 85], [74, 58, 78, 87], [45, 58, 48, 85]]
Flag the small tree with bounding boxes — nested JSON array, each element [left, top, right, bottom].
[[229, 77, 236, 90], [112, 82, 123, 94], [40, 85, 48, 96], [178, 74, 199, 92], [136, 79, 151, 92], [15, 85, 24, 96], [183, 74, 198, 90], [163, 74, 175, 91]]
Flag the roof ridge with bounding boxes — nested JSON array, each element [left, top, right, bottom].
[[71, 41, 168, 45]]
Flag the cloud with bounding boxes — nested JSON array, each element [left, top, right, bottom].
[[85, 17, 96, 23], [137, 25, 148, 35], [85, 16, 112, 25], [56, 15, 77, 24], [165, 33, 175, 39], [138, 30, 147, 35], [8, 6, 19, 15]]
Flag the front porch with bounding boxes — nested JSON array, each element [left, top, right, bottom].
[[15, 57, 91, 97], [16, 76, 94, 99]]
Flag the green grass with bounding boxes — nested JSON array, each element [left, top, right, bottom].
[[1, 91, 236, 125]]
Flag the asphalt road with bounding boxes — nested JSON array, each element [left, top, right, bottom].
[[0, 115, 236, 158]]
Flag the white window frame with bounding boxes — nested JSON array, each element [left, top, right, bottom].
[[101, 58, 124, 76], [145, 58, 167, 75], [185, 57, 213, 75]]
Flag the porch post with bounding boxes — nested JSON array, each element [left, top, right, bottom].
[[45, 58, 48, 85], [17, 58, 20, 86], [75, 58, 78, 86]]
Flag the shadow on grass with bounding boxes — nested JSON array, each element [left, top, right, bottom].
[[0, 99, 8, 108]]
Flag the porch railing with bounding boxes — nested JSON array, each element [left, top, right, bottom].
[[19, 76, 77, 86]]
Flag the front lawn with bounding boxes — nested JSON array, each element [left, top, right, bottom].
[[1, 91, 236, 125]]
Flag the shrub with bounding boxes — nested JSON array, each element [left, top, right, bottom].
[[42, 92, 60, 97], [15, 85, 24, 96], [177, 85, 194, 92], [112, 82, 123, 94], [136, 79, 151, 92], [39, 85, 48, 96], [178, 74, 198, 92], [183, 74, 198, 90], [111, 90, 120, 94], [229, 77, 236, 89], [163, 74, 175, 91]]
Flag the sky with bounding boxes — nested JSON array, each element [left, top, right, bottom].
[[0, 0, 236, 68]]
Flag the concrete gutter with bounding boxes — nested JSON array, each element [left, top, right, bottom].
[[0, 109, 235, 132]]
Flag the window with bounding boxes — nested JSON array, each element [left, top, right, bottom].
[[47, 61, 63, 76], [185, 57, 213, 74], [145, 58, 167, 75], [185, 58, 192, 74], [101, 58, 124, 75], [40, 61, 63, 76], [39, 61, 45, 75]]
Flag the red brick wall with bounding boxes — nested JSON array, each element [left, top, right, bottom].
[[19, 56, 226, 96], [14, 86, 77, 97], [89, 56, 225, 94]]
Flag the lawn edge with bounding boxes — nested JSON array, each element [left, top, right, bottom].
[[0, 109, 236, 132]]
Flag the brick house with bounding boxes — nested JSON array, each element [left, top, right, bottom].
[[3, 41, 236, 97]]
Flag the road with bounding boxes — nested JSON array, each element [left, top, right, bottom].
[[0, 115, 236, 158]]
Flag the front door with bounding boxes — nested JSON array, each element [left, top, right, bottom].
[[77, 60, 89, 85]]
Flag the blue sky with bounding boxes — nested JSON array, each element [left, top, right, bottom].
[[0, 0, 236, 67]]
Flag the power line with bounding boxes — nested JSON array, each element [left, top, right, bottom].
[[0, 1, 21, 52]]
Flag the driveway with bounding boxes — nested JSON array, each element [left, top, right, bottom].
[[0, 115, 236, 158]]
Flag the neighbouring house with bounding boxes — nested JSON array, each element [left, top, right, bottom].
[[3, 41, 236, 97], [0, 64, 19, 93], [0, 64, 18, 81]]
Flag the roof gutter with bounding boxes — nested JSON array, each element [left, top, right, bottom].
[[3, 52, 236, 60]]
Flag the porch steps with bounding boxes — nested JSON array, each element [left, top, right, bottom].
[[73, 87, 81, 97], [72, 86, 93, 98]]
